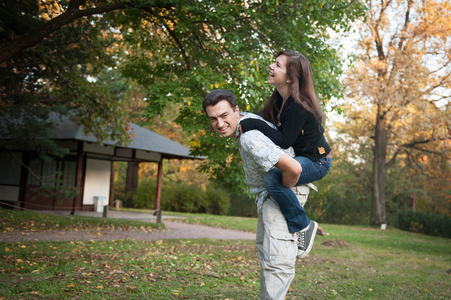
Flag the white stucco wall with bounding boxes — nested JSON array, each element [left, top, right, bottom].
[[83, 159, 111, 206]]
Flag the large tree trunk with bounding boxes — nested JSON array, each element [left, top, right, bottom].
[[370, 105, 387, 225]]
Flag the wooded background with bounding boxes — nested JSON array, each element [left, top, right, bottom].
[[1, 0, 449, 226]]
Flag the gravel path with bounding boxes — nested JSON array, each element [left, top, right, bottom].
[[1, 211, 256, 243]]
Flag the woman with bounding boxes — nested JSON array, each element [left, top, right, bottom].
[[240, 50, 332, 255]]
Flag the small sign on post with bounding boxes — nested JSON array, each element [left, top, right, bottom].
[[381, 224, 387, 230]]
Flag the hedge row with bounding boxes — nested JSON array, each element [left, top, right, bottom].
[[397, 209, 450, 238], [128, 180, 230, 215]]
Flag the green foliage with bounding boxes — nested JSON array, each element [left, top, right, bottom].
[[116, 0, 366, 196], [398, 209, 451, 238], [1, 0, 130, 155], [227, 190, 258, 218], [204, 185, 231, 215], [308, 157, 372, 225], [127, 179, 230, 215], [130, 179, 157, 209], [0, 104, 69, 159], [161, 182, 230, 215], [161, 183, 206, 213], [1, 0, 366, 204]]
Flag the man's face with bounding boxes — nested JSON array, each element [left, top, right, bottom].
[[205, 100, 240, 138]]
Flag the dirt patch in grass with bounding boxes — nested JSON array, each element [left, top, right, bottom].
[[321, 239, 350, 248]]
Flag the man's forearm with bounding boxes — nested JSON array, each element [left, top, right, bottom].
[[275, 154, 302, 189]]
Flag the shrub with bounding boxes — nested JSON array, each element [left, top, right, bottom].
[[397, 209, 450, 238], [116, 179, 231, 214], [204, 185, 230, 215], [131, 179, 156, 209], [160, 182, 231, 215], [227, 191, 257, 217]]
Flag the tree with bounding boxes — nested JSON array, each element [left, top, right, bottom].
[[1, 0, 365, 196], [342, 0, 450, 225]]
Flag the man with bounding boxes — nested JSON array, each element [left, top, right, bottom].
[[202, 89, 317, 300]]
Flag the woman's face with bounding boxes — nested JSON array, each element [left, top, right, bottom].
[[268, 54, 289, 89]]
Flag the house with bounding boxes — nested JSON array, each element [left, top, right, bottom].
[[0, 118, 203, 212]]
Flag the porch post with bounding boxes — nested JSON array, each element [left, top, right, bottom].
[[154, 160, 163, 210], [71, 141, 83, 215], [18, 151, 30, 210]]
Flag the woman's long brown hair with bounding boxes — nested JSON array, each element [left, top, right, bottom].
[[261, 50, 325, 125]]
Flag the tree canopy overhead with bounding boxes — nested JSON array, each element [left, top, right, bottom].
[[1, 0, 365, 194]]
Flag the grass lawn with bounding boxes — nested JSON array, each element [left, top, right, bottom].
[[1, 208, 450, 299]]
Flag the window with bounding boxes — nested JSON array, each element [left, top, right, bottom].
[[27, 158, 76, 187]]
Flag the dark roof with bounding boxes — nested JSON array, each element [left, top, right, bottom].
[[51, 119, 203, 160]]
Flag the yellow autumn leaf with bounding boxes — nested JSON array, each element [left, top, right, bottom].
[[246, 105, 251, 111], [67, 284, 75, 288], [16, 259, 23, 263], [96, 286, 104, 289], [200, 282, 205, 286]]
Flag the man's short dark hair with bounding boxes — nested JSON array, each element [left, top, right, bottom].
[[202, 89, 237, 112]]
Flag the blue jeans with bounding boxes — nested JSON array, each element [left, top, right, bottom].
[[263, 156, 332, 233]]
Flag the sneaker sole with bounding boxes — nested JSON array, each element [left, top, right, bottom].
[[298, 221, 318, 259]]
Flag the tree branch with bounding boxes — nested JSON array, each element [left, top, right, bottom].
[[0, 1, 173, 63], [386, 138, 432, 169]]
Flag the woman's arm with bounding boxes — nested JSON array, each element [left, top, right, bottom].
[[240, 103, 307, 148], [240, 118, 289, 147]]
